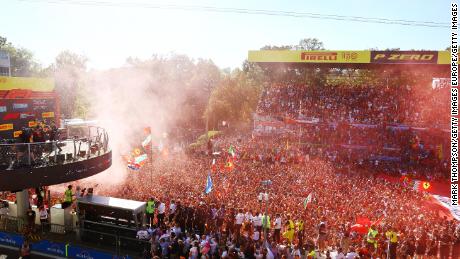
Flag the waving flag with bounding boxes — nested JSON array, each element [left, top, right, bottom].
[[228, 145, 236, 158], [142, 127, 152, 148], [127, 161, 140, 171], [413, 180, 432, 192], [134, 154, 148, 165], [205, 173, 213, 194], [303, 193, 313, 209], [224, 158, 234, 171]]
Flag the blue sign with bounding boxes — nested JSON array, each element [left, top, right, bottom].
[[0, 231, 23, 247], [67, 245, 116, 259], [33, 240, 66, 256]]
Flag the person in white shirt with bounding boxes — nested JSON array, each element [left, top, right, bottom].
[[169, 200, 176, 223], [245, 210, 253, 222], [335, 247, 346, 259], [252, 229, 260, 242], [252, 212, 262, 232], [235, 209, 245, 240], [39, 206, 48, 232], [345, 247, 359, 259], [274, 213, 282, 243], [157, 201, 166, 227], [291, 245, 301, 259], [136, 227, 150, 241]]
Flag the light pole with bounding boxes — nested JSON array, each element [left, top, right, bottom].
[[260, 180, 272, 242]]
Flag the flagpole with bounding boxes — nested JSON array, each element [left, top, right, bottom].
[[150, 127, 153, 184]]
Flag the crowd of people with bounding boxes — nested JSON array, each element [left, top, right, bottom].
[[254, 82, 450, 182], [256, 83, 449, 127], [69, 131, 456, 259], [2, 81, 454, 258]]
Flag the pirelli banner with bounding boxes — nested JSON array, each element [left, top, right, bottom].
[[0, 76, 55, 91], [248, 50, 449, 65]]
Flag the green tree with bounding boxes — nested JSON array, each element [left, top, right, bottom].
[[0, 36, 41, 76], [296, 38, 325, 50], [47, 51, 88, 118]]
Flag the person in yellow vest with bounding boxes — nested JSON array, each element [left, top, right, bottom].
[[296, 219, 304, 248], [63, 185, 73, 209], [282, 214, 295, 245], [385, 226, 398, 259], [145, 197, 155, 227], [262, 213, 270, 241], [367, 225, 378, 252]]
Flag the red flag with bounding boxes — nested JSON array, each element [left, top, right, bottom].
[[356, 217, 371, 227], [350, 224, 367, 234]]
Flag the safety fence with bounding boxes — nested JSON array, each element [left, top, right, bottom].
[[0, 215, 149, 258], [0, 126, 109, 170]]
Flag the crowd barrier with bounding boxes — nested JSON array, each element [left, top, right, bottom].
[[0, 215, 149, 258]]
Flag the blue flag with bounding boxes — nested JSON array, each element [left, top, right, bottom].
[[205, 173, 213, 194]]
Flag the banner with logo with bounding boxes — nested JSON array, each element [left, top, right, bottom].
[[248, 50, 370, 63], [248, 50, 449, 65], [0, 76, 54, 91], [32, 240, 66, 257], [370, 51, 439, 64], [67, 245, 120, 259], [0, 232, 23, 247]]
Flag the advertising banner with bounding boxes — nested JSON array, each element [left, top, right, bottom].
[[0, 76, 54, 91], [0, 232, 23, 247], [370, 51, 439, 64], [248, 50, 449, 65], [248, 50, 370, 63], [67, 245, 118, 259], [32, 240, 66, 257]]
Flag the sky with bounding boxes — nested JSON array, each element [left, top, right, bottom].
[[0, 0, 450, 70]]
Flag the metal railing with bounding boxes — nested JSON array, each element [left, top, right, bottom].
[[0, 126, 109, 170], [0, 214, 150, 258]]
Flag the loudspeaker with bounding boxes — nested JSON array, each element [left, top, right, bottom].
[[57, 154, 65, 163], [66, 153, 73, 161]]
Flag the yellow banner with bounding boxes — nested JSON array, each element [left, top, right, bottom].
[[42, 112, 55, 118], [29, 121, 37, 127], [437, 51, 450, 65], [0, 76, 55, 91], [248, 50, 370, 63], [13, 130, 22, 138], [0, 124, 13, 131]]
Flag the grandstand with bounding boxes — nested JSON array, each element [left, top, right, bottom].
[[250, 50, 450, 180]]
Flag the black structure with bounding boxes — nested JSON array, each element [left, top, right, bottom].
[[77, 195, 147, 250], [0, 126, 111, 191]]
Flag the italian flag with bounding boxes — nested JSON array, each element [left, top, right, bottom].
[[303, 193, 313, 209]]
